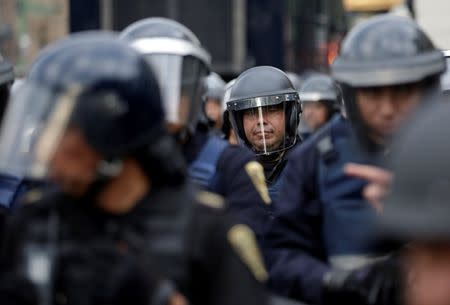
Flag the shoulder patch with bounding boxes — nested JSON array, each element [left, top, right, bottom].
[[244, 161, 272, 205], [227, 224, 268, 283], [196, 191, 225, 209]]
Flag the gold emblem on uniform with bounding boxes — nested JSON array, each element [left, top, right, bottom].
[[196, 191, 225, 209], [244, 161, 271, 205], [227, 224, 268, 283]]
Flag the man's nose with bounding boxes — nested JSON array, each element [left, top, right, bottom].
[[378, 92, 397, 116]]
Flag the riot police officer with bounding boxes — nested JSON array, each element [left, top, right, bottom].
[[379, 102, 450, 305], [264, 15, 446, 305], [0, 33, 268, 305], [298, 74, 342, 139], [120, 18, 270, 241], [202, 72, 226, 132], [226, 66, 301, 203]]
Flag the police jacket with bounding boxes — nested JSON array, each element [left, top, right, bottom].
[[264, 115, 387, 305], [0, 184, 269, 305], [184, 129, 272, 243]]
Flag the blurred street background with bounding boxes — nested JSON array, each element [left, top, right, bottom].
[[0, 0, 449, 77]]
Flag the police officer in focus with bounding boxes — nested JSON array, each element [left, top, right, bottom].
[[264, 15, 446, 305], [226, 66, 301, 204], [0, 33, 269, 305], [120, 18, 271, 241], [298, 74, 343, 139]]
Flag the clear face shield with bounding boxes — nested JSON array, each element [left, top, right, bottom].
[[227, 94, 300, 155], [145, 54, 209, 132], [0, 82, 80, 178]]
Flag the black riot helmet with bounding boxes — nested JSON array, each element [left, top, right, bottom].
[[226, 66, 300, 155], [120, 17, 211, 136], [331, 15, 446, 151], [299, 73, 343, 116], [0, 53, 14, 123], [380, 102, 450, 241], [0, 32, 185, 186]]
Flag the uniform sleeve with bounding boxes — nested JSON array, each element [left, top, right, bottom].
[[264, 141, 330, 305], [206, 215, 269, 305], [214, 146, 271, 243]]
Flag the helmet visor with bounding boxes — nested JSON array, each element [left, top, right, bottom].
[[0, 82, 78, 178], [228, 96, 299, 155], [144, 54, 208, 130]]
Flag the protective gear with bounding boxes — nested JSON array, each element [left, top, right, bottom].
[[299, 74, 342, 114], [0, 32, 184, 186], [227, 66, 301, 155], [120, 17, 211, 133], [381, 102, 450, 241], [332, 15, 445, 88], [285, 72, 302, 91], [223, 79, 236, 106], [201, 72, 226, 129], [331, 15, 446, 152], [203, 72, 226, 103]]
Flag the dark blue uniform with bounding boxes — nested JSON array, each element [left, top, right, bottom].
[[185, 129, 271, 243], [264, 115, 385, 304]]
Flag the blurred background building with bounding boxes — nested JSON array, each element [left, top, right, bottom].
[[0, 0, 448, 78]]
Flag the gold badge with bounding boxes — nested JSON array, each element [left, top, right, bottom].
[[22, 189, 44, 205], [227, 224, 268, 283], [196, 191, 225, 209], [244, 161, 272, 205]]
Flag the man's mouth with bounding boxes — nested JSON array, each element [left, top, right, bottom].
[[255, 131, 275, 142]]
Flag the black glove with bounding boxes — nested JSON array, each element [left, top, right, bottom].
[[322, 257, 403, 305]]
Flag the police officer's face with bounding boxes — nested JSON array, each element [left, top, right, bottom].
[[205, 98, 222, 127], [243, 104, 285, 152], [302, 101, 329, 131], [356, 84, 422, 143], [47, 128, 102, 196], [405, 243, 450, 305]]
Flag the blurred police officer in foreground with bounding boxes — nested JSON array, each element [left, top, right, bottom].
[[202, 72, 226, 132], [120, 18, 270, 242], [298, 74, 342, 139], [227, 66, 301, 204], [0, 54, 47, 225], [379, 102, 450, 305], [264, 15, 446, 305], [0, 33, 269, 305]]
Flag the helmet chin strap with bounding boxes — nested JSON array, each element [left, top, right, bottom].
[[80, 159, 124, 202]]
